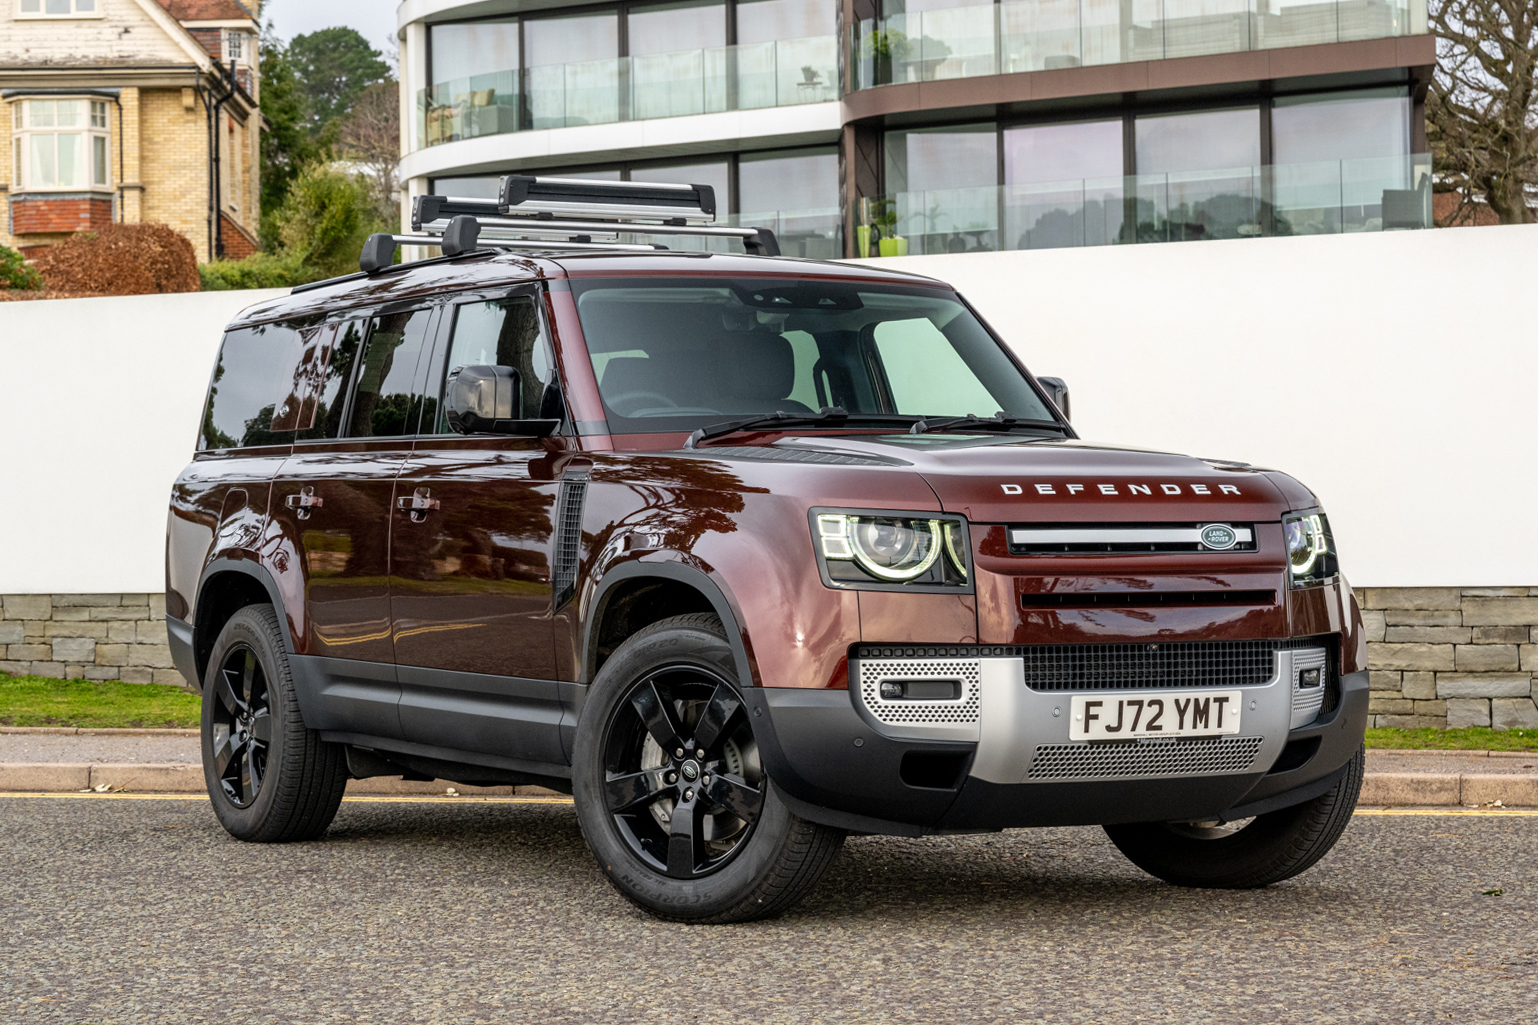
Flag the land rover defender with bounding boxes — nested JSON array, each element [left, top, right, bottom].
[[166, 176, 1367, 923]]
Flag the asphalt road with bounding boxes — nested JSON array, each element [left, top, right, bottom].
[[1, 796, 1534, 1025]]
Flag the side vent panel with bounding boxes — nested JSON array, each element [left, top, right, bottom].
[[552, 474, 589, 611]]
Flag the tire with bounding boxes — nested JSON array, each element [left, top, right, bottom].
[[1104, 744, 1365, 888], [573, 613, 845, 923], [201, 604, 348, 843]]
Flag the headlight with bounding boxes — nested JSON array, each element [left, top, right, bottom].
[[812, 509, 971, 590], [1283, 511, 1337, 587]]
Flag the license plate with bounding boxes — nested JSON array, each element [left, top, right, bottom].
[[1068, 691, 1242, 741]]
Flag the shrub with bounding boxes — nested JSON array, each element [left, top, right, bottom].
[[0, 244, 42, 291], [276, 163, 385, 280], [29, 223, 200, 295], [199, 250, 308, 290]]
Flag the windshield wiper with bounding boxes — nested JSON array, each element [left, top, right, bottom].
[[908, 413, 1069, 436], [684, 407, 920, 449]]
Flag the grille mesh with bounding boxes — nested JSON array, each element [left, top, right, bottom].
[[1020, 640, 1283, 691], [859, 659, 981, 726], [1028, 736, 1265, 780], [551, 475, 588, 609], [1290, 647, 1328, 727]]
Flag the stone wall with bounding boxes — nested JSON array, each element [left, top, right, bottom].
[[0, 595, 180, 687], [5, 588, 1538, 728], [1363, 588, 1538, 730]]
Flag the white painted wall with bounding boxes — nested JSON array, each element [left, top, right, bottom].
[[1, 224, 1533, 594], [0, 289, 289, 594], [856, 223, 1538, 587]]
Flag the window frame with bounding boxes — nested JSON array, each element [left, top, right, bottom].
[[16, 0, 104, 19], [11, 97, 113, 192]]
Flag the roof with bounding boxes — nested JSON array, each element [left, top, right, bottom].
[[230, 251, 950, 329], [155, 0, 257, 21]]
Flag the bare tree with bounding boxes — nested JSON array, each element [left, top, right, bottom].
[[337, 80, 402, 227], [1427, 0, 1538, 224]]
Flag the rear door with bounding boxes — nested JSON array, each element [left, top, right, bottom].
[[390, 291, 566, 764], [269, 306, 438, 740]]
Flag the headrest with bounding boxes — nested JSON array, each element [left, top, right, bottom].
[[719, 332, 795, 404]]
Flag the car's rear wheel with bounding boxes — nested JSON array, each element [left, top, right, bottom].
[[573, 613, 844, 923], [1103, 745, 1364, 888], [201, 604, 348, 842]]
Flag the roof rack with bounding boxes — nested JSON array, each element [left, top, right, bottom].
[[358, 174, 781, 274]]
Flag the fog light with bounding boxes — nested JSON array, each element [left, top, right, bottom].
[[1298, 667, 1321, 689], [879, 681, 904, 700]]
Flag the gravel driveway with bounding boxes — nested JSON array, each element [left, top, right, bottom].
[[1, 796, 1533, 1024]]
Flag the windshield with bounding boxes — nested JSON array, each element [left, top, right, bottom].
[[571, 277, 1055, 435]]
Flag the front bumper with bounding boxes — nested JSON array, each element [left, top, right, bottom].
[[744, 658, 1369, 836]]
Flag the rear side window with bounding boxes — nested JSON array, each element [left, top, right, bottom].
[[433, 297, 554, 433], [294, 321, 364, 442], [199, 323, 303, 450], [346, 309, 434, 438]]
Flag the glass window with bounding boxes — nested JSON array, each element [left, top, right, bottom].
[[884, 124, 997, 193], [1135, 107, 1260, 174], [430, 19, 520, 87], [346, 310, 435, 438], [1004, 119, 1123, 185], [430, 177, 504, 199], [629, 160, 731, 204], [295, 321, 365, 442], [17, 98, 109, 189], [200, 323, 306, 451], [736, 0, 835, 41], [629, 0, 725, 54], [19, 0, 97, 14], [525, 11, 618, 67], [436, 298, 555, 433], [573, 278, 1052, 434], [738, 147, 840, 259], [873, 318, 999, 414], [1272, 89, 1410, 164]]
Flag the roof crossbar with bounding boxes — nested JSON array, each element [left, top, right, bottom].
[[366, 174, 781, 275]]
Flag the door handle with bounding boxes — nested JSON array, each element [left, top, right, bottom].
[[397, 487, 441, 523], [284, 487, 322, 520]]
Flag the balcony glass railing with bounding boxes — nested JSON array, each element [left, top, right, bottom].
[[850, 0, 1427, 89], [417, 35, 838, 148], [601, 207, 843, 258], [857, 153, 1431, 256]]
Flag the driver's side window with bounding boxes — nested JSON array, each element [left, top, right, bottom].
[[432, 296, 555, 434]]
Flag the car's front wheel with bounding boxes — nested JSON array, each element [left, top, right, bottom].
[[573, 613, 844, 923], [1103, 745, 1365, 888]]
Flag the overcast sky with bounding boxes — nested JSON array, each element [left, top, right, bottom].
[[263, 0, 399, 54]]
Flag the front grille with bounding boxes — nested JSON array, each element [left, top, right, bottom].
[[1028, 736, 1265, 780], [1008, 523, 1258, 555], [1021, 590, 1275, 609], [1021, 640, 1285, 691]]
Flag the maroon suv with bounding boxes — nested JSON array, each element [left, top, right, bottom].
[[166, 177, 1367, 923]]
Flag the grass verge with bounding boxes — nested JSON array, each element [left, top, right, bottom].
[[0, 673, 200, 729], [1366, 727, 1538, 752]]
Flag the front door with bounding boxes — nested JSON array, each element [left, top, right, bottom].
[[270, 307, 438, 740], [390, 293, 565, 765]]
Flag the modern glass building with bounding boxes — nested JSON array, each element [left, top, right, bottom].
[[395, 0, 1433, 257]]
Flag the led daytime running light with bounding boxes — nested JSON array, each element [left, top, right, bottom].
[[944, 521, 969, 580]]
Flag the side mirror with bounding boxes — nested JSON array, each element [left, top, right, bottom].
[[445, 364, 560, 436], [1037, 376, 1070, 422]]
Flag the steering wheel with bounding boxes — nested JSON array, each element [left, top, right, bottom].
[[609, 390, 679, 416]]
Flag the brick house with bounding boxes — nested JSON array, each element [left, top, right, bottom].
[[0, 0, 260, 263]]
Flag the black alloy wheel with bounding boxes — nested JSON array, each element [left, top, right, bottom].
[[209, 644, 273, 808], [200, 604, 349, 843], [601, 665, 765, 880]]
